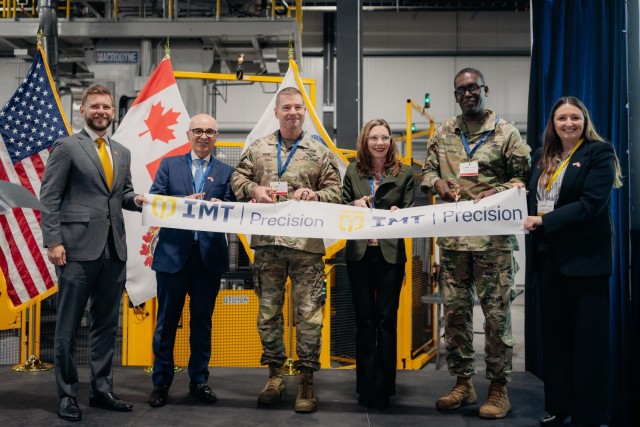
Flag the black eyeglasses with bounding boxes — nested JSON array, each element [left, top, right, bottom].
[[190, 128, 218, 138], [454, 84, 485, 98]]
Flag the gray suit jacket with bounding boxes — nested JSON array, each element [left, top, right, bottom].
[[40, 130, 140, 262]]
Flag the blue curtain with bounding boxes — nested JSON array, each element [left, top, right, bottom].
[[526, 1, 631, 426]]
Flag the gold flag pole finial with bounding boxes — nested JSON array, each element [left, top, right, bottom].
[[164, 38, 171, 59], [37, 28, 43, 46], [288, 35, 294, 60]]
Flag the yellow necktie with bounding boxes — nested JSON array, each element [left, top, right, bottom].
[[96, 137, 114, 189]]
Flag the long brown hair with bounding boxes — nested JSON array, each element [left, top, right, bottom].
[[539, 96, 623, 188], [356, 118, 401, 177]]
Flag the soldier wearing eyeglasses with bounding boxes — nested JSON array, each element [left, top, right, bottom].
[[146, 114, 235, 408], [420, 68, 531, 420]]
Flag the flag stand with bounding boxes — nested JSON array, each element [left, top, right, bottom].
[[279, 281, 299, 376], [12, 303, 52, 372]]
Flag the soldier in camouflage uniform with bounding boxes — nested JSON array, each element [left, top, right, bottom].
[[231, 87, 341, 414], [420, 68, 531, 420]]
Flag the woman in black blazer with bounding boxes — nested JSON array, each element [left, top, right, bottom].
[[342, 118, 415, 410], [524, 97, 623, 427]]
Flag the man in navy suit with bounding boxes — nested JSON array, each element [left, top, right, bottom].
[[147, 114, 234, 408], [40, 85, 146, 421]]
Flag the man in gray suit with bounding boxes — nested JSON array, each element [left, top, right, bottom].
[[40, 85, 146, 422]]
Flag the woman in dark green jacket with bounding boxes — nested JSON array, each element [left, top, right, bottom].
[[342, 118, 415, 410]]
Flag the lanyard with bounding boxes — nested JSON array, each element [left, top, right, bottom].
[[188, 153, 213, 193], [545, 138, 584, 191], [277, 131, 304, 179], [460, 116, 499, 161], [368, 176, 384, 209]]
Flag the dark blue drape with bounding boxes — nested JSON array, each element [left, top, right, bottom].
[[526, 1, 631, 426]]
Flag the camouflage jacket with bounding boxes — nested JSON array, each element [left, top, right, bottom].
[[420, 110, 531, 251], [231, 130, 342, 254]]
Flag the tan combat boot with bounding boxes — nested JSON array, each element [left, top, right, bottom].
[[436, 376, 477, 410], [294, 368, 317, 413], [257, 363, 286, 404], [479, 380, 511, 419]]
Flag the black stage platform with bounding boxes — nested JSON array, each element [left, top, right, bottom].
[[0, 365, 546, 426]]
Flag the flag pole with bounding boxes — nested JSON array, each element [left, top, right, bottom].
[[12, 30, 53, 373], [278, 37, 301, 377]]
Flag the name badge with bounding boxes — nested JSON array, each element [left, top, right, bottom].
[[270, 181, 288, 196], [459, 161, 479, 177], [538, 200, 554, 215]]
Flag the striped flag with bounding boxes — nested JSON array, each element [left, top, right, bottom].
[[113, 56, 191, 306], [0, 45, 72, 311]]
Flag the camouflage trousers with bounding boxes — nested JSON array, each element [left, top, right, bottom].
[[438, 248, 517, 382], [252, 246, 326, 371]]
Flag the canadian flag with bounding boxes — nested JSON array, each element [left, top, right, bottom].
[[113, 57, 191, 306]]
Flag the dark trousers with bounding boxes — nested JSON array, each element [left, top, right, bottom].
[[54, 231, 125, 400], [152, 243, 221, 387], [538, 255, 609, 425], [347, 246, 405, 400]]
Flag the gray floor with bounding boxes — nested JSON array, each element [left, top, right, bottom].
[[0, 291, 542, 426]]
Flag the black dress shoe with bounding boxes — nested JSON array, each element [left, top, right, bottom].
[[539, 414, 568, 426], [148, 385, 169, 408], [58, 397, 81, 422], [89, 392, 133, 412], [189, 383, 217, 403]]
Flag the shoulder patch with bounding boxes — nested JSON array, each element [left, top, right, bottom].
[[311, 134, 328, 147]]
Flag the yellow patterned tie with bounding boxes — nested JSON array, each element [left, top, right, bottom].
[[96, 137, 113, 189]]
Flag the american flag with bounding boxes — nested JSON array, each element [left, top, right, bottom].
[[0, 44, 71, 310]]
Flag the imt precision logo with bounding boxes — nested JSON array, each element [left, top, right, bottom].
[[339, 209, 365, 232], [151, 195, 177, 219]]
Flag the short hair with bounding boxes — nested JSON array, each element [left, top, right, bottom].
[[276, 87, 303, 107], [453, 68, 485, 87], [81, 85, 114, 106]]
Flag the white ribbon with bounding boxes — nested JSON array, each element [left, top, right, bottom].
[[142, 187, 528, 240]]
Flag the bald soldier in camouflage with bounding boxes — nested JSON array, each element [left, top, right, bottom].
[[421, 68, 530, 420], [231, 87, 341, 414]]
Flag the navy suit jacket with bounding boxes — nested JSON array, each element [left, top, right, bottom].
[[150, 153, 235, 275], [527, 140, 616, 276]]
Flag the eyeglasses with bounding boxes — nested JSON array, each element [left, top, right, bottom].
[[190, 128, 218, 138], [454, 84, 485, 98], [368, 136, 391, 143]]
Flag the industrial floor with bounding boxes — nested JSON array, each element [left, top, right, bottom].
[[0, 294, 550, 426]]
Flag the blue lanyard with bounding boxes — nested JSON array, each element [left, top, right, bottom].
[[277, 131, 304, 179], [368, 176, 384, 209], [188, 153, 213, 193], [460, 116, 499, 160]]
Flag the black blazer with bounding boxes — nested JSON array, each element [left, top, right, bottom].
[[342, 162, 415, 264], [527, 140, 616, 276]]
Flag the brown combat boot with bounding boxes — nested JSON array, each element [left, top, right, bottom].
[[479, 380, 511, 419], [436, 376, 477, 410], [257, 363, 286, 405], [294, 368, 317, 413]]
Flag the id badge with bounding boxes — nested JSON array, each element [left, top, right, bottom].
[[270, 181, 288, 196], [459, 161, 479, 177], [537, 200, 555, 215]]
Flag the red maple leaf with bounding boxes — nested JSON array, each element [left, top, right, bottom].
[[139, 227, 160, 267], [138, 101, 181, 143]]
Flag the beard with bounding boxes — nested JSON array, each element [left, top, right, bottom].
[[85, 115, 112, 132]]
